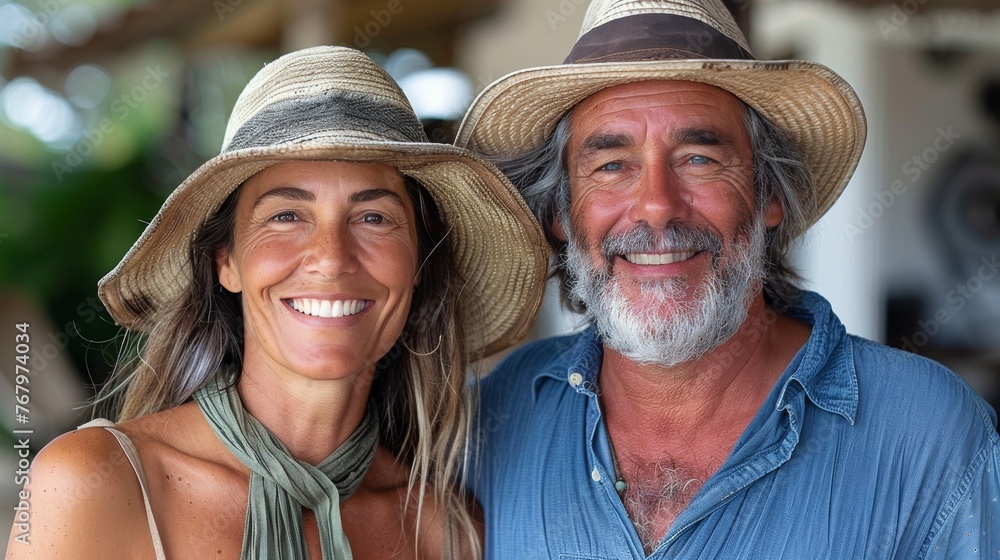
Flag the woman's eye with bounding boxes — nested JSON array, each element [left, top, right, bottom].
[[598, 161, 624, 172], [270, 211, 298, 222], [361, 213, 385, 225]]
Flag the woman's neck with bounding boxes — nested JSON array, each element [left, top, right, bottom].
[[236, 359, 375, 465]]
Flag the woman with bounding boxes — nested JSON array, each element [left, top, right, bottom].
[[8, 46, 547, 559]]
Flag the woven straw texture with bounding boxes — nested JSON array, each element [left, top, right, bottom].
[[223, 48, 414, 149], [99, 46, 549, 358], [456, 0, 867, 236]]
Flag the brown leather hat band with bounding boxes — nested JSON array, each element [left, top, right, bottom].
[[565, 13, 753, 64]]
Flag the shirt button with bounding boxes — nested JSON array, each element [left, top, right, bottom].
[[591, 467, 601, 482], [568, 372, 584, 387]]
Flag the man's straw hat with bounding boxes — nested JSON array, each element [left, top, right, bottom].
[[99, 46, 548, 357], [456, 0, 867, 234]]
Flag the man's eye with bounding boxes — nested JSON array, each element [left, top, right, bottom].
[[599, 161, 624, 172], [690, 155, 712, 165]]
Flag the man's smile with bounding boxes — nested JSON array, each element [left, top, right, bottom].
[[622, 251, 698, 266]]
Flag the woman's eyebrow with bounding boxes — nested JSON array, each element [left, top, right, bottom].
[[252, 186, 405, 207], [253, 186, 314, 207], [348, 188, 405, 205]]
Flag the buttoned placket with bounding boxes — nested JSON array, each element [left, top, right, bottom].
[[568, 368, 650, 559], [655, 366, 814, 557]]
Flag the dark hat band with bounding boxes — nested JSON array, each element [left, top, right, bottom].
[[225, 89, 427, 152], [565, 13, 753, 64]]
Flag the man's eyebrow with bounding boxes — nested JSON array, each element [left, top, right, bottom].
[[577, 129, 733, 157], [254, 186, 314, 207], [673, 127, 727, 146], [579, 133, 634, 156], [348, 188, 405, 205]]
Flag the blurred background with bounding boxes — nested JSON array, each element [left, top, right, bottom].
[[2, 0, 1000, 548]]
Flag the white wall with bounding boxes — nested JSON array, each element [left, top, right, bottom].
[[756, 1, 1000, 345], [754, 1, 886, 341], [456, 0, 588, 92]]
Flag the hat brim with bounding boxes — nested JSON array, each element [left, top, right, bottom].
[[456, 59, 867, 234], [98, 141, 549, 357]]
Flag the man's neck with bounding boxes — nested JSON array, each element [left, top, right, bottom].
[[599, 294, 811, 463], [597, 295, 811, 551]]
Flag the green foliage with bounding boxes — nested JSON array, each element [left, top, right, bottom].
[[0, 155, 167, 389]]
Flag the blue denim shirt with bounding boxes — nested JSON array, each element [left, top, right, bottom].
[[473, 291, 1000, 559]]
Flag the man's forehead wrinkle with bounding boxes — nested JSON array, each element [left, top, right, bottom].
[[575, 81, 745, 114], [572, 107, 741, 146]]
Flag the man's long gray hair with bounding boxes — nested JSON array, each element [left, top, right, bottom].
[[494, 101, 816, 314]]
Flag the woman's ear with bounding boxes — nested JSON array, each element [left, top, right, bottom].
[[216, 248, 242, 293]]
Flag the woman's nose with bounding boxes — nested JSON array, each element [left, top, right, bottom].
[[302, 223, 359, 278]]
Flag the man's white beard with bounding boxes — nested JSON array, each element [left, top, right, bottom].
[[563, 214, 768, 367]]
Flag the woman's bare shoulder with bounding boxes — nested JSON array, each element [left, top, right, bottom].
[[5, 424, 154, 559], [114, 401, 211, 448]]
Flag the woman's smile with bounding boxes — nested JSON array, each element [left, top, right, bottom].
[[286, 297, 370, 318]]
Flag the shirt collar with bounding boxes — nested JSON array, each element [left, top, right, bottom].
[[527, 291, 858, 424], [775, 291, 858, 425], [531, 324, 603, 400]]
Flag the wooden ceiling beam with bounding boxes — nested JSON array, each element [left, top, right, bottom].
[[5, 0, 502, 78]]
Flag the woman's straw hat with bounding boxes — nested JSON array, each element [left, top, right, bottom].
[[99, 46, 548, 357], [456, 0, 868, 234]]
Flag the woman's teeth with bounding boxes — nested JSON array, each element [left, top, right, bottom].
[[289, 299, 366, 318]]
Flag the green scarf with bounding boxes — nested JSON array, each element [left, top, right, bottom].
[[195, 375, 379, 559]]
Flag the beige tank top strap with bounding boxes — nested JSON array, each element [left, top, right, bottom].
[[79, 418, 167, 560]]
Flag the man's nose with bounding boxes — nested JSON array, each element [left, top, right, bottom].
[[626, 161, 690, 229]]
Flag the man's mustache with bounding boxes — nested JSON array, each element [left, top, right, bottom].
[[599, 223, 723, 262]]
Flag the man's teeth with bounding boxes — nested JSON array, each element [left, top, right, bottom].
[[624, 251, 696, 265], [289, 299, 366, 318]]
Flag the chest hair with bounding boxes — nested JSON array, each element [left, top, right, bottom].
[[619, 457, 708, 554]]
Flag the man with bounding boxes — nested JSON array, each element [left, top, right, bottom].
[[456, 0, 1000, 558]]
